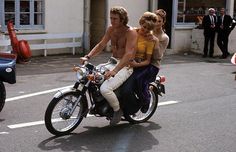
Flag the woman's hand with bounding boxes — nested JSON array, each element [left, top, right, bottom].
[[146, 33, 159, 42], [129, 60, 139, 67]]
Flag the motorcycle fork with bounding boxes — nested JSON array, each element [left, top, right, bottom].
[[68, 80, 90, 116]]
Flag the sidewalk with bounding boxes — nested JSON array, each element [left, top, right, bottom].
[[16, 52, 111, 76], [16, 51, 233, 76]]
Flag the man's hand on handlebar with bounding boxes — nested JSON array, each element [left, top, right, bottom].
[[79, 56, 89, 65]]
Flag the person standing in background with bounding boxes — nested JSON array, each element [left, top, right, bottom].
[[202, 8, 217, 58], [216, 8, 232, 59]]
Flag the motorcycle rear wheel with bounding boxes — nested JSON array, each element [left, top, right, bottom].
[[124, 89, 158, 124], [44, 92, 86, 136], [0, 81, 6, 112]]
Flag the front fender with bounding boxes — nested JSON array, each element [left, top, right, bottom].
[[53, 87, 77, 98]]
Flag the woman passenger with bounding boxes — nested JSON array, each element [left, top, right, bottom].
[[121, 9, 169, 113]]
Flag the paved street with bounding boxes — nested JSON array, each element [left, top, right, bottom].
[[1, 52, 236, 152]]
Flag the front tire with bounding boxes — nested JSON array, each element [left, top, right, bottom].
[[44, 91, 86, 136], [0, 82, 6, 112], [124, 88, 158, 124]]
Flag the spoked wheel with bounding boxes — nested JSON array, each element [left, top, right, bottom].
[[44, 92, 86, 136], [124, 89, 158, 124], [0, 82, 6, 112]]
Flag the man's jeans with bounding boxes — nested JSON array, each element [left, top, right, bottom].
[[99, 58, 133, 111]]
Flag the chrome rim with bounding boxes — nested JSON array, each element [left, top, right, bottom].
[[50, 94, 83, 132], [129, 90, 157, 121]]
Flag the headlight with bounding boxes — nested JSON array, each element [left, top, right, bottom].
[[73, 66, 86, 80]]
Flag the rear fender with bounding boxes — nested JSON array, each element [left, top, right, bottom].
[[150, 82, 165, 96]]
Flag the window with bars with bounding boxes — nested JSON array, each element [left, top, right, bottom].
[[0, 0, 44, 31]]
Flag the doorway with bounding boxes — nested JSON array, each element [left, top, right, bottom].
[[90, 0, 106, 49], [158, 0, 173, 48]]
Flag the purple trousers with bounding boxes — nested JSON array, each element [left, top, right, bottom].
[[132, 64, 159, 104]]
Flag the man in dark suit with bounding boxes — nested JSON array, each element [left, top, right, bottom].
[[202, 8, 217, 58], [216, 8, 232, 59]]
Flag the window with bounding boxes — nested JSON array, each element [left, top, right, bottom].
[[177, 0, 226, 24], [0, 0, 44, 31]]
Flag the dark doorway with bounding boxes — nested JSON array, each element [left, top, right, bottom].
[[90, 0, 106, 49], [158, 1, 173, 48]]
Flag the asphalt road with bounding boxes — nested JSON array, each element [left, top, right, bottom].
[[1, 52, 236, 152]]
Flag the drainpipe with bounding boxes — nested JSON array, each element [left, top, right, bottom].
[[148, 0, 157, 12], [226, 0, 234, 17], [82, 0, 86, 55], [82, 0, 90, 54]]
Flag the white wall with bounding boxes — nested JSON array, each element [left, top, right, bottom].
[[172, 29, 193, 53], [45, 0, 84, 34], [191, 29, 236, 56], [107, 0, 149, 28], [229, 30, 236, 54]]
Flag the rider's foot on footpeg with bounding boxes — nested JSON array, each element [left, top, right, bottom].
[[110, 109, 123, 126]]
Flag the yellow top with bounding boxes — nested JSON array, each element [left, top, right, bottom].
[[135, 34, 155, 60]]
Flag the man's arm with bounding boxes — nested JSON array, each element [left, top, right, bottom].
[[85, 27, 112, 58], [113, 29, 137, 73]]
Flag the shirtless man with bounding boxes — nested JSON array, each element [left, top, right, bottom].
[[81, 6, 137, 125]]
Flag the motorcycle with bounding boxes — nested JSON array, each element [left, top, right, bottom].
[[44, 57, 165, 136], [0, 53, 16, 112]]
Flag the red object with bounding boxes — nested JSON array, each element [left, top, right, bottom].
[[0, 52, 17, 60], [160, 76, 166, 83], [7, 21, 19, 54], [7, 20, 32, 62], [18, 40, 32, 59]]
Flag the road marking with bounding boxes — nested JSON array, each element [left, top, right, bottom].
[[8, 120, 45, 129], [158, 100, 179, 106], [6, 85, 73, 102], [0, 132, 9, 135], [7, 101, 180, 129], [8, 115, 92, 129]]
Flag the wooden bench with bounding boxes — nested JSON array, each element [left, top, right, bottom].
[[16, 33, 83, 56]]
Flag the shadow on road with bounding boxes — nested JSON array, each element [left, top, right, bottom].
[[38, 122, 161, 152]]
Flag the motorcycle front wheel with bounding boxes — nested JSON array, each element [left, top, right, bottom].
[[0, 81, 6, 112], [124, 88, 158, 124], [44, 91, 86, 136]]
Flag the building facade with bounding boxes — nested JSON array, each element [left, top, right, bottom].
[[0, 0, 236, 56]]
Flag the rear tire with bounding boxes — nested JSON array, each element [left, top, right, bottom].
[[124, 88, 158, 124], [44, 92, 86, 136], [0, 82, 6, 112]]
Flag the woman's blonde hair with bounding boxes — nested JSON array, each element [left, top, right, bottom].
[[139, 12, 157, 31], [110, 6, 129, 25]]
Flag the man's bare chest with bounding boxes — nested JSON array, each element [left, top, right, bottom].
[[110, 31, 127, 47]]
